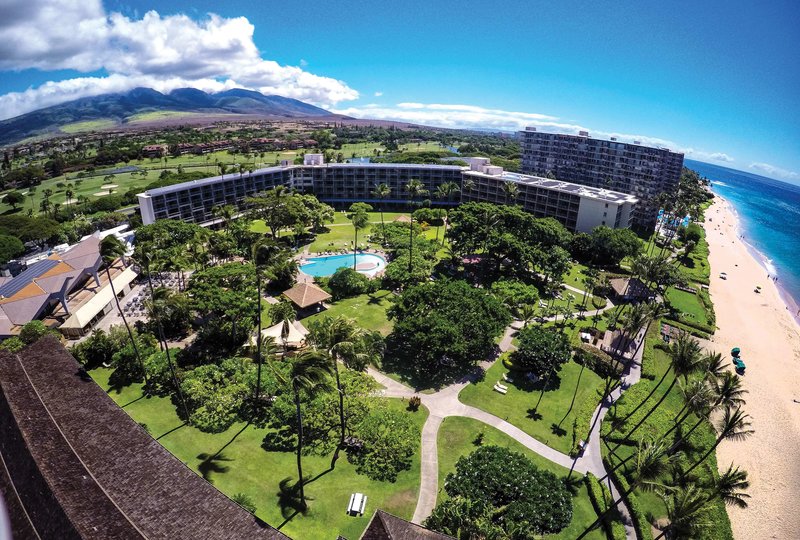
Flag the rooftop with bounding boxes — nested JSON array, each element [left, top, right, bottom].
[[464, 169, 639, 204], [282, 281, 331, 309]]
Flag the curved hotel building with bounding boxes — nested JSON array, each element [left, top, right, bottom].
[[137, 154, 638, 233]]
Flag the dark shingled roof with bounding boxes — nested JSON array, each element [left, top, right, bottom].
[[0, 336, 289, 540], [360, 510, 454, 540]]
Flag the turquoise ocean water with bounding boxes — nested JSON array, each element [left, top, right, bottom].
[[685, 159, 800, 319]]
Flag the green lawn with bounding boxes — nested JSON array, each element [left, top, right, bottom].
[[90, 367, 427, 540], [664, 288, 710, 326], [60, 119, 118, 133], [303, 291, 394, 335], [563, 263, 592, 289], [459, 359, 606, 454], [437, 417, 607, 540]]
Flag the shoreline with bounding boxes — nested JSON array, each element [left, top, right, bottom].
[[719, 195, 800, 326], [704, 196, 800, 539]]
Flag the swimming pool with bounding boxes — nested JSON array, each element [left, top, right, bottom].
[[299, 253, 386, 277]]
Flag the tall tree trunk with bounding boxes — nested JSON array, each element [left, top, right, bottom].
[[330, 357, 345, 469], [609, 375, 678, 456], [255, 270, 263, 402], [380, 207, 386, 245], [576, 482, 637, 539], [683, 436, 722, 477], [293, 382, 306, 507], [408, 218, 414, 274], [106, 265, 148, 389], [145, 268, 189, 421], [353, 227, 358, 270]]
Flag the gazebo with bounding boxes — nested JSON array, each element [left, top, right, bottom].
[[251, 321, 306, 349], [282, 282, 331, 312], [393, 214, 412, 224]]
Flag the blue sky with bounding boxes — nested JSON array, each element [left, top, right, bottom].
[[1, 0, 798, 183]]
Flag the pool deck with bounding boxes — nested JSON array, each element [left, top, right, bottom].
[[296, 249, 388, 279]]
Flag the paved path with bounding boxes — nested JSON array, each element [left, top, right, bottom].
[[369, 308, 643, 540]]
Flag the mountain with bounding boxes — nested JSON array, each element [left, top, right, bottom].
[[0, 88, 338, 146]]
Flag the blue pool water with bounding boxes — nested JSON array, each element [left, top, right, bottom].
[[300, 253, 386, 277]]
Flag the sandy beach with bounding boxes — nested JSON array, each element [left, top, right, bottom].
[[705, 196, 800, 538]]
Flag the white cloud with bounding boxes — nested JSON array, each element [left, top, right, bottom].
[[0, 0, 358, 119], [374, 91, 383, 97], [299, 59, 308, 67], [749, 162, 799, 181]]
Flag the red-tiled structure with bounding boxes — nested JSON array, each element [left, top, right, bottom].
[[0, 336, 288, 540]]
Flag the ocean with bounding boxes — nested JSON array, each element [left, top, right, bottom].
[[685, 159, 800, 318]]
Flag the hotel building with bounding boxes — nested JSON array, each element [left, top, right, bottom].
[[519, 128, 683, 229], [138, 155, 638, 233]]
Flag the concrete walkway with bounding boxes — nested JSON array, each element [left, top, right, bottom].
[[368, 310, 645, 539]]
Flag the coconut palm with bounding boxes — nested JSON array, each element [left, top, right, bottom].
[[461, 178, 475, 201], [135, 244, 189, 420], [100, 236, 148, 388], [683, 406, 753, 476], [609, 332, 702, 453], [280, 350, 334, 508], [577, 438, 677, 539], [306, 316, 374, 468], [371, 183, 392, 244], [669, 371, 747, 455], [502, 180, 519, 204], [348, 202, 371, 270], [655, 484, 713, 539], [711, 463, 750, 508], [435, 181, 460, 246], [404, 179, 428, 273], [252, 239, 281, 404]]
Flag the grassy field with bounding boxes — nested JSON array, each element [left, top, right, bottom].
[[437, 417, 607, 540], [127, 110, 210, 123], [664, 287, 710, 326], [459, 359, 606, 454], [303, 291, 395, 335], [60, 119, 119, 133], [563, 263, 592, 289], [90, 367, 427, 540]]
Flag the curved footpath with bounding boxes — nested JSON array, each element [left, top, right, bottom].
[[367, 300, 641, 539]]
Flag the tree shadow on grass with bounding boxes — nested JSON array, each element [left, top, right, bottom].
[[156, 422, 186, 440], [197, 451, 233, 482], [275, 477, 311, 529], [550, 423, 567, 437]]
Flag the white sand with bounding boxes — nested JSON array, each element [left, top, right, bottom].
[[92, 192, 110, 197], [100, 184, 119, 189], [705, 197, 800, 538]]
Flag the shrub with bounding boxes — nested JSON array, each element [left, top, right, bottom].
[[584, 473, 626, 540], [232, 493, 257, 514], [19, 320, 60, 344], [510, 325, 571, 379], [574, 343, 621, 379], [143, 349, 181, 396], [407, 395, 422, 411], [350, 407, 418, 482], [443, 446, 573, 535], [328, 267, 370, 299], [0, 337, 25, 352]]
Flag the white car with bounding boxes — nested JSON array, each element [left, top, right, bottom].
[[719, 272, 728, 280]]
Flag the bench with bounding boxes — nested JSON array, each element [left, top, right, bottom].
[[502, 373, 513, 383], [347, 492, 367, 516], [493, 383, 508, 395]]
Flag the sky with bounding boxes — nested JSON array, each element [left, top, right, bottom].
[[1, 0, 798, 184]]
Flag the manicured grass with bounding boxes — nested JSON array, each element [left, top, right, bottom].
[[127, 110, 208, 123], [563, 263, 592, 289], [303, 291, 395, 335], [459, 358, 606, 454], [664, 287, 710, 326], [437, 417, 607, 540], [90, 367, 426, 540]]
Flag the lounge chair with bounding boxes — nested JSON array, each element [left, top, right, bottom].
[[493, 383, 508, 395]]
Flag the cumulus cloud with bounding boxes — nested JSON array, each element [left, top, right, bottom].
[[749, 162, 799, 181], [0, 0, 358, 119]]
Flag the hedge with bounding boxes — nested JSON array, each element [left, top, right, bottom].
[[603, 456, 653, 540], [584, 473, 626, 540], [662, 318, 712, 339], [574, 343, 621, 379]]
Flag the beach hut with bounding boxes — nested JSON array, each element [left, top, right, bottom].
[[251, 321, 306, 349]]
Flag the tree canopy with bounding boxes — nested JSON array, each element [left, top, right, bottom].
[[386, 279, 510, 383], [510, 325, 572, 379]]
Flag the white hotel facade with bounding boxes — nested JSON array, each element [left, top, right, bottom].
[[137, 155, 638, 233]]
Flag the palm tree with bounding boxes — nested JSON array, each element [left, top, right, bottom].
[[404, 179, 428, 274], [609, 332, 702, 454], [519, 303, 538, 328], [669, 371, 747, 455], [435, 181, 460, 246], [655, 484, 713, 539], [577, 438, 677, 539], [371, 183, 392, 245], [461, 178, 475, 202], [281, 350, 334, 508], [501, 181, 519, 204], [100, 236, 149, 389], [307, 316, 370, 468], [348, 203, 371, 270], [135, 244, 189, 420], [252, 239, 280, 404], [683, 406, 753, 476], [711, 463, 750, 508]]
